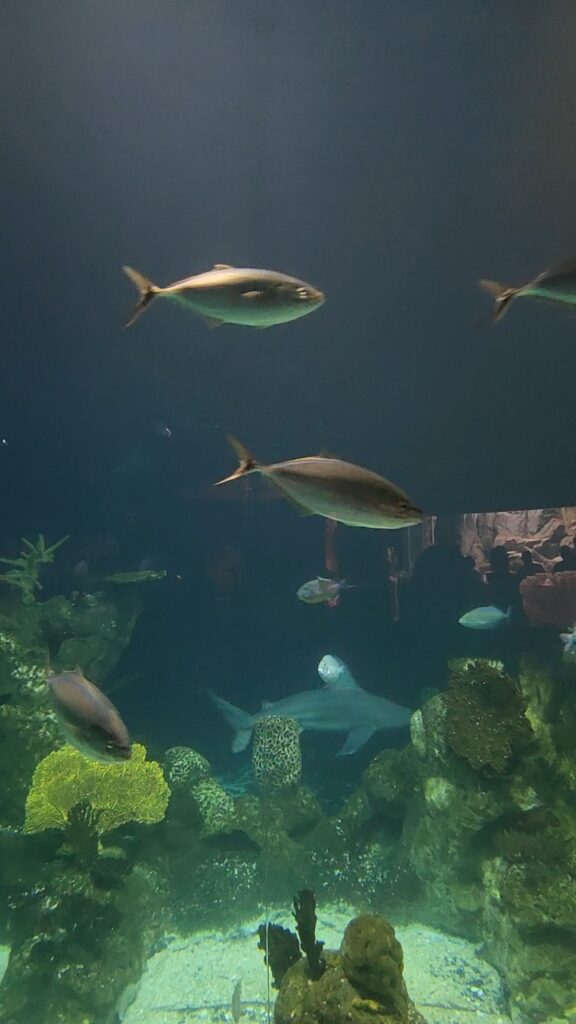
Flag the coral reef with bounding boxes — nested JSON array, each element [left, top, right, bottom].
[[443, 658, 533, 774], [252, 714, 302, 791], [23, 742, 170, 834], [274, 911, 425, 1024]]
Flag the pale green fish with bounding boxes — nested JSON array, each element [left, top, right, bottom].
[[122, 263, 324, 329], [479, 257, 576, 323], [215, 436, 423, 530]]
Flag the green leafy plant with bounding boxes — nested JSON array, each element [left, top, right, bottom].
[[0, 534, 69, 604]]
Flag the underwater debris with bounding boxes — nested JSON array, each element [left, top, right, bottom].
[[0, 533, 68, 605], [103, 569, 167, 584], [293, 889, 326, 980], [252, 715, 302, 791]]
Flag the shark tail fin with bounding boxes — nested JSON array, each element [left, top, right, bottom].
[[477, 279, 517, 326], [122, 266, 160, 327], [209, 690, 254, 752], [214, 435, 261, 486]]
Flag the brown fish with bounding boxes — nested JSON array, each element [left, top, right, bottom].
[[215, 436, 423, 529], [47, 669, 132, 762], [479, 257, 576, 323], [122, 264, 324, 329]]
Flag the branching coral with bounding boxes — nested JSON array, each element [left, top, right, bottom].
[[23, 742, 169, 834], [0, 534, 68, 604]]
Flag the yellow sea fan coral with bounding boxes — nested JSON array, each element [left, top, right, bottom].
[[23, 742, 169, 834]]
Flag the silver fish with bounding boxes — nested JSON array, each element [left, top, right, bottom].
[[297, 576, 352, 605], [210, 655, 411, 756], [231, 979, 242, 1023], [479, 258, 576, 323], [458, 605, 511, 630], [47, 669, 132, 762], [122, 263, 324, 329], [215, 436, 422, 530]]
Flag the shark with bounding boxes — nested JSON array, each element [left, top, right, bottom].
[[210, 654, 412, 756]]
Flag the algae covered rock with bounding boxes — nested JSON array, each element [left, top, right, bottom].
[[444, 658, 533, 774], [274, 912, 425, 1024], [341, 914, 408, 1013]]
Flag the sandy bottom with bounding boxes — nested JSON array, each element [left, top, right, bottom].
[[121, 905, 512, 1024]]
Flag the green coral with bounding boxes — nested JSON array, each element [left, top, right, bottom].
[[164, 746, 212, 788], [23, 742, 169, 834], [0, 534, 68, 604], [192, 778, 236, 835]]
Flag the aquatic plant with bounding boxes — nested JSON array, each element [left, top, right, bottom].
[[0, 533, 68, 604], [23, 742, 169, 834], [252, 714, 301, 791]]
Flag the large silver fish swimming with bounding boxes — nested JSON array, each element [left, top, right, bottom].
[[215, 436, 423, 529], [479, 258, 576, 323], [210, 654, 411, 756], [47, 669, 132, 763], [122, 264, 325, 329]]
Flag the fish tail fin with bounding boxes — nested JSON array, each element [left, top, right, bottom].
[[209, 690, 254, 752], [215, 435, 260, 486], [476, 279, 517, 325], [122, 266, 160, 327]]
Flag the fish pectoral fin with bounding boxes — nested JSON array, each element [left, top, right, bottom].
[[213, 263, 234, 270], [200, 315, 225, 328], [241, 290, 264, 300], [337, 726, 376, 756]]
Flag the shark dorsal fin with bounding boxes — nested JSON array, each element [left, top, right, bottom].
[[213, 263, 234, 270]]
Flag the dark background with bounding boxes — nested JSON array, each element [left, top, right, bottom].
[[2, 2, 575, 763]]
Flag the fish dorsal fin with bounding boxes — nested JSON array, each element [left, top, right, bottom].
[[321, 671, 360, 691], [213, 263, 234, 270], [317, 577, 334, 590], [317, 449, 339, 459], [261, 699, 274, 710]]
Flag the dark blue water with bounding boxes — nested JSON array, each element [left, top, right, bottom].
[[2, 0, 576, 761]]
